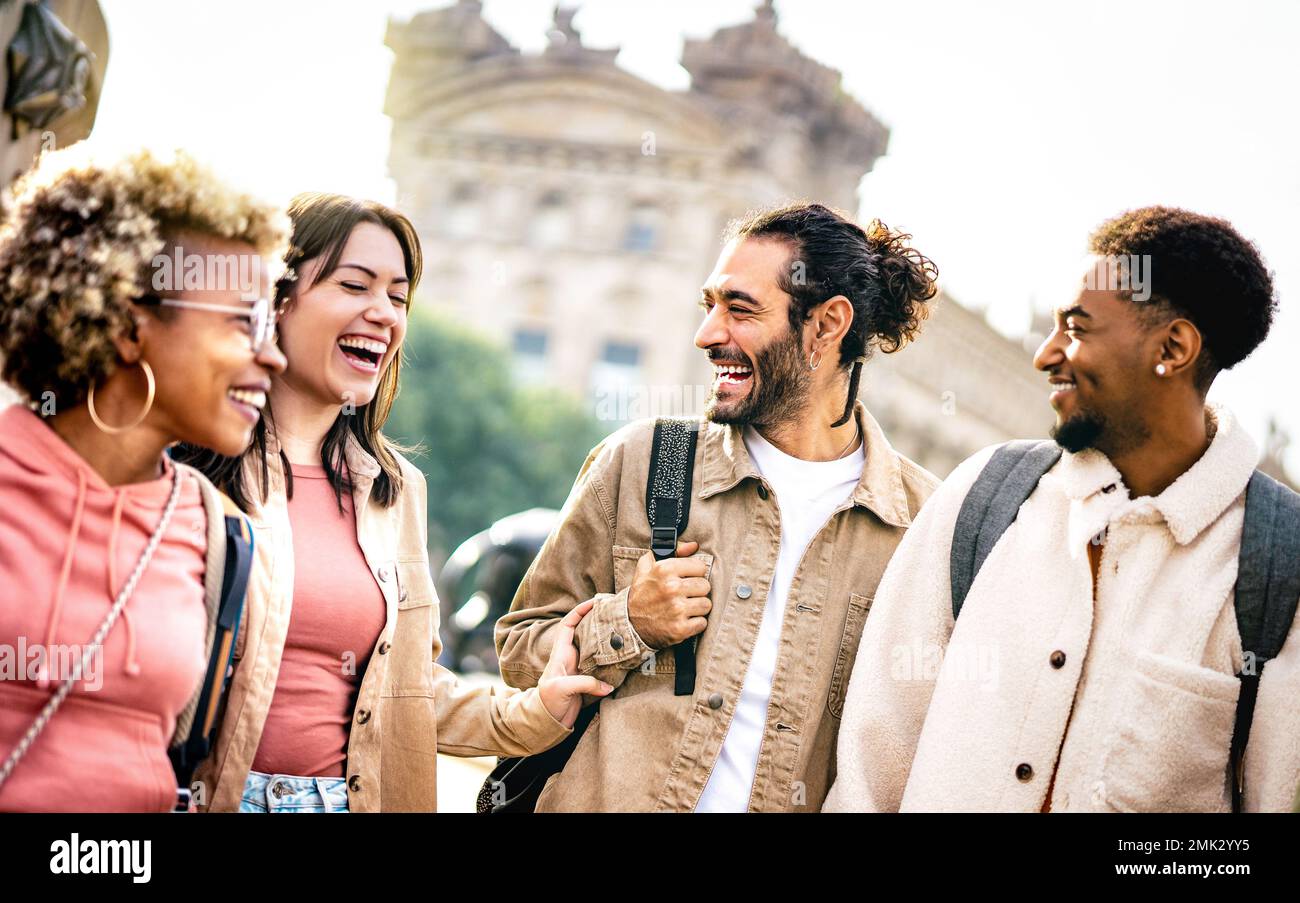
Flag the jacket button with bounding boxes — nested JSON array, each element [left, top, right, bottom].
[[610, 633, 624, 650], [1050, 650, 1066, 669], [736, 584, 752, 600], [356, 708, 371, 724], [348, 775, 362, 792], [1016, 763, 1034, 782], [377, 567, 390, 582], [708, 693, 724, 709], [378, 641, 391, 655], [757, 484, 769, 500], [398, 587, 409, 603]]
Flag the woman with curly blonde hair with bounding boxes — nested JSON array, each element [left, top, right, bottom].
[[0, 146, 289, 811]]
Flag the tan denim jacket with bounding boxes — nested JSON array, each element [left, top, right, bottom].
[[194, 428, 570, 812], [496, 402, 938, 811]]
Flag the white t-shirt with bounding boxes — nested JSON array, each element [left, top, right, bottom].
[[694, 425, 864, 812]]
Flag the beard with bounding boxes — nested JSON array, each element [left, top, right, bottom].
[[1050, 412, 1106, 453], [1050, 404, 1149, 456], [704, 326, 810, 429]]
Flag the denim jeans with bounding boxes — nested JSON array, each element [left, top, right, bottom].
[[239, 770, 349, 813]]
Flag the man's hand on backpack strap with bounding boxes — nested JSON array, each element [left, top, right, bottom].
[[627, 540, 712, 650]]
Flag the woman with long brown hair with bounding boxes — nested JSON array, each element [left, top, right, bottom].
[[180, 193, 606, 812]]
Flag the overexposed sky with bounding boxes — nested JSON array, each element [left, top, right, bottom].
[[93, 0, 1300, 473]]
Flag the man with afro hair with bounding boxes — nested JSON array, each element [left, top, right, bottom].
[[828, 206, 1299, 813]]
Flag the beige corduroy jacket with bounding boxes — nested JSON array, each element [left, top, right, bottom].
[[497, 403, 938, 812]]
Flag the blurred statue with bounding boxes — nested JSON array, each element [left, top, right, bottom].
[[0, 0, 107, 187], [436, 508, 559, 674], [0, 0, 105, 409]]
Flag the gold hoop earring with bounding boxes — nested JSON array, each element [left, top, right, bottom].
[[87, 360, 155, 434], [809, 348, 822, 372]]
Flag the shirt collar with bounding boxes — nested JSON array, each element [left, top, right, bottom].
[[1058, 404, 1258, 545], [697, 401, 914, 528]]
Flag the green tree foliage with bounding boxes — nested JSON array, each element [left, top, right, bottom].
[[385, 308, 606, 559]]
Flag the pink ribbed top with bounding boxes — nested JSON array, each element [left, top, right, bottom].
[[250, 463, 386, 778]]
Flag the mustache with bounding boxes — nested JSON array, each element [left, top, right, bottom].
[[706, 346, 753, 367]]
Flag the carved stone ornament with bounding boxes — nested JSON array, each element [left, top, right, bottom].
[[4, 1, 92, 136]]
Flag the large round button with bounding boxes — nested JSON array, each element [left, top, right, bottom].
[[377, 641, 391, 655], [736, 584, 752, 600], [610, 633, 624, 650], [707, 693, 724, 710], [348, 775, 362, 792], [398, 587, 409, 603], [1050, 650, 1067, 669], [377, 567, 390, 582], [756, 484, 769, 500], [356, 708, 371, 724], [1015, 763, 1034, 782]]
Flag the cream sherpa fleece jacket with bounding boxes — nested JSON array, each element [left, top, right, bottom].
[[824, 405, 1300, 812]]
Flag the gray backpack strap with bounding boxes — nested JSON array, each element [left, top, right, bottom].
[[1229, 469, 1300, 811], [950, 440, 1063, 620], [1234, 470, 1300, 665]]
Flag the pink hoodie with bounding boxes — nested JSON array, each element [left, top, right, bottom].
[[0, 405, 208, 812]]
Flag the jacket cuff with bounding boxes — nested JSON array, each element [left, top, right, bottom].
[[575, 588, 650, 672], [515, 685, 573, 753]]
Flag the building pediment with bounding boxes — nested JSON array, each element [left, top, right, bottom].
[[389, 57, 725, 155]]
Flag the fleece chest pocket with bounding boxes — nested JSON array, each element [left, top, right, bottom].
[[1097, 650, 1240, 812], [827, 593, 874, 719]]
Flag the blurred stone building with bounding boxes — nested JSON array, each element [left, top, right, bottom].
[[383, 0, 1057, 476]]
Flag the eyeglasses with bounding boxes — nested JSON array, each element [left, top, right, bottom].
[[150, 295, 277, 353]]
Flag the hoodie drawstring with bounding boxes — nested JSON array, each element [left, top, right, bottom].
[[40, 469, 88, 688], [105, 489, 140, 676], [41, 475, 149, 686]]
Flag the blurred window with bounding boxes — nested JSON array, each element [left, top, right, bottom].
[[529, 190, 571, 248], [589, 340, 642, 399], [623, 202, 661, 252], [512, 327, 549, 384], [445, 182, 481, 238]]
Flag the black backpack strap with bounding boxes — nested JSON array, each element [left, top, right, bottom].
[[646, 418, 701, 696], [169, 512, 253, 801], [1229, 469, 1300, 811], [950, 440, 1062, 620], [476, 419, 703, 813]]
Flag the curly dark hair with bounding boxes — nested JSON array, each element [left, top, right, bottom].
[[726, 202, 939, 426], [1089, 206, 1276, 391]]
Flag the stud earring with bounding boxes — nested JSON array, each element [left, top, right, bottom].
[[1155, 363, 1167, 376]]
